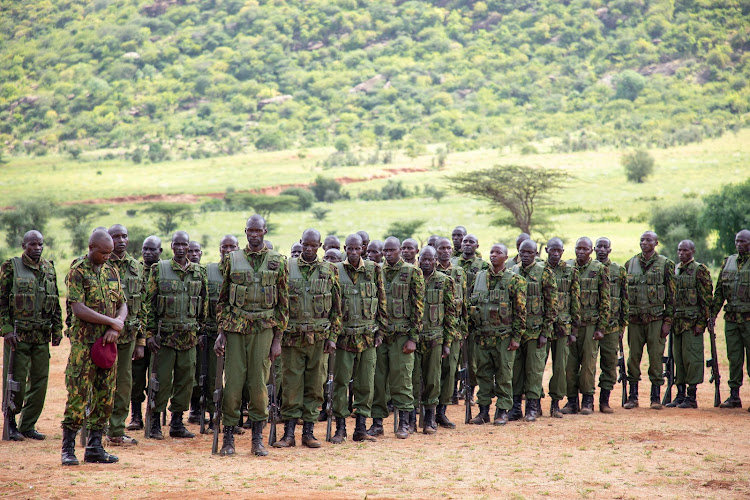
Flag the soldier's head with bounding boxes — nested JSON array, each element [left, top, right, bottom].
[[290, 242, 303, 259], [323, 235, 340, 252], [383, 237, 401, 266], [265, 241, 274, 250], [677, 240, 696, 264], [171, 231, 190, 262], [595, 237, 611, 263], [736, 230, 750, 255], [436, 237, 453, 264], [142, 235, 163, 266], [519, 239, 538, 268], [640, 231, 658, 255], [452, 226, 467, 252], [419, 246, 437, 275], [188, 241, 202, 264], [461, 234, 479, 258], [108, 224, 128, 259], [575, 237, 593, 266], [401, 238, 419, 264], [219, 235, 239, 259], [357, 231, 370, 256], [89, 229, 114, 266], [545, 237, 564, 267], [344, 234, 364, 264], [324, 248, 342, 263], [489, 243, 509, 270], [367, 240, 384, 264], [245, 214, 267, 250], [516, 233, 531, 251], [22, 230, 44, 262], [300, 229, 321, 263], [427, 235, 440, 248]]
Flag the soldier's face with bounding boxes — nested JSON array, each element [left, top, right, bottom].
[[188, 243, 202, 264], [90, 240, 114, 266], [427, 237, 438, 248], [677, 243, 694, 264], [22, 235, 44, 262], [324, 250, 341, 263], [575, 240, 592, 264], [291, 244, 303, 259], [344, 242, 362, 263], [419, 252, 436, 274], [519, 243, 537, 267], [245, 221, 267, 249], [461, 236, 478, 256], [366, 245, 383, 263], [383, 242, 400, 266], [736, 232, 750, 254], [323, 238, 340, 252], [219, 238, 238, 258], [546, 244, 563, 266], [401, 242, 418, 262], [640, 232, 657, 253], [436, 240, 452, 263], [300, 237, 320, 262], [172, 236, 189, 260], [142, 240, 162, 265], [452, 230, 465, 250], [110, 229, 128, 256], [595, 239, 611, 262], [489, 246, 507, 268]]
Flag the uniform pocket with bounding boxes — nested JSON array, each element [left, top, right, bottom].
[[392, 299, 404, 319]]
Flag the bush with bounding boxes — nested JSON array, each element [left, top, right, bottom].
[[280, 187, 315, 211], [701, 178, 750, 255], [125, 226, 153, 258], [311, 176, 344, 203], [310, 206, 330, 221], [651, 201, 713, 262], [0, 198, 55, 248], [622, 150, 655, 183], [384, 220, 425, 242]]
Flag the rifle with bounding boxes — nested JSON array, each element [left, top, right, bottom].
[[707, 321, 721, 407], [80, 395, 91, 447], [144, 322, 161, 439], [211, 353, 224, 455], [198, 333, 209, 435], [463, 342, 471, 424], [348, 379, 354, 414], [2, 322, 20, 441], [617, 335, 627, 407], [325, 351, 335, 442], [661, 329, 675, 405], [267, 363, 279, 446], [417, 373, 425, 429]]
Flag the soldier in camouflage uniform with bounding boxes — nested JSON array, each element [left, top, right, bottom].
[[469, 243, 526, 426], [451, 226, 482, 259], [510, 233, 532, 267], [357, 231, 370, 259], [543, 238, 580, 418], [215, 215, 288, 457], [323, 235, 341, 252], [366, 240, 384, 266], [330, 234, 388, 444], [595, 237, 629, 413], [61, 230, 126, 465], [401, 238, 419, 266], [623, 231, 676, 410], [290, 243, 303, 259], [273, 229, 341, 449], [564, 237, 609, 415], [1, 230, 62, 441], [188, 241, 203, 264], [145, 231, 208, 439], [665, 240, 712, 409], [711, 229, 750, 409], [369, 237, 423, 439], [436, 237, 467, 427], [511, 239, 557, 422], [324, 249, 342, 263], [105, 225, 145, 447]]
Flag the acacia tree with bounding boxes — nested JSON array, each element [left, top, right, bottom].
[[60, 204, 105, 253], [144, 202, 193, 235], [447, 164, 570, 234]]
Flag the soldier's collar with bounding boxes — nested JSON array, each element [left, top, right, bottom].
[[678, 258, 694, 268], [384, 258, 404, 270], [344, 257, 365, 270], [21, 253, 42, 270], [597, 258, 611, 266], [298, 256, 319, 267], [437, 260, 452, 270], [245, 245, 268, 255], [546, 259, 563, 269], [171, 257, 191, 271], [575, 258, 591, 268], [488, 266, 506, 276]]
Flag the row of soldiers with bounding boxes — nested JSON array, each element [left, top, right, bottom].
[[2, 220, 750, 463]]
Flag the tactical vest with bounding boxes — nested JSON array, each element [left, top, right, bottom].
[[575, 259, 604, 325], [607, 261, 622, 323], [422, 271, 448, 341], [287, 258, 333, 333], [227, 250, 280, 321], [452, 256, 485, 291], [205, 262, 223, 332], [674, 261, 702, 319], [470, 269, 513, 337], [721, 255, 750, 314], [512, 262, 545, 330], [10, 257, 58, 330], [553, 263, 574, 325], [627, 255, 668, 316], [384, 263, 414, 334], [336, 260, 379, 334], [449, 265, 465, 309], [114, 257, 143, 329], [156, 260, 202, 332]]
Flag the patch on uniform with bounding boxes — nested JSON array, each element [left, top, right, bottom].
[[399, 272, 409, 281], [434, 280, 444, 289], [268, 260, 280, 271], [588, 271, 597, 278]]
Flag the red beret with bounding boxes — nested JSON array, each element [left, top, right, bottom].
[[91, 337, 117, 369]]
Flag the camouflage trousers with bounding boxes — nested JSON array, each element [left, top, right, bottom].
[[62, 341, 116, 431]]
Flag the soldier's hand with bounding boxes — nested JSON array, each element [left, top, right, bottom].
[[3, 332, 17, 351], [402, 339, 417, 354], [694, 325, 704, 336], [214, 332, 226, 357], [197, 334, 207, 349], [660, 322, 671, 338], [374, 335, 383, 348], [593, 330, 604, 341], [567, 334, 576, 347], [508, 339, 520, 351], [103, 328, 119, 344], [269, 336, 282, 362], [324, 340, 337, 354], [441, 344, 451, 358], [133, 345, 145, 360], [147, 336, 160, 354], [109, 317, 125, 332], [537, 334, 548, 349]]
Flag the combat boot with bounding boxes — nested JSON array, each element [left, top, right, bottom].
[[219, 426, 235, 456], [719, 387, 742, 408], [83, 430, 119, 464], [666, 384, 686, 408], [423, 406, 437, 435], [22, 428, 45, 440], [678, 385, 698, 409], [580, 394, 594, 415], [436, 404, 455, 429], [493, 408, 509, 426], [550, 399, 563, 418], [353, 415, 376, 442], [508, 395, 523, 421], [524, 399, 539, 422], [395, 411, 410, 439], [61, 427, 79, 466], [331, 417, 347, 444], [623, 383, 639, 409], [318, 401, 328, 422], [188, 396, 201, 424], [169, 412, 195, 438], [149, 411, 163, 440], [301, 421, 321, 448], [469, 404, 490, 425], [272, 418, 297, 448], [599, 389, 613, 414], [6, 415, 24, 441], [127, 402, 143, 431], [408, 410, 417, 434], [251, 420, 268, 456], [366, 417, 384, 437], [650, 385, 663, 410], [561, 395, 579, 414]]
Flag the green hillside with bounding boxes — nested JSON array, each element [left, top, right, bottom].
[[1, 0, 749, 157]]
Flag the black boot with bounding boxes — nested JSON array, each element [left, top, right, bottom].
[[550, 399, 563, 418], [188, 396, 201, 424], [623, 383, 639, 409], [650, 385, 663, 410], [61, 427, 79, 466], [251, 420, 268, 456], [6, 414, 24, 441], [436, 404, 455, 429], [301, 421, 321, 448], [720, 387, 742, 408], [83, 429, 118, 464], [395, 410, 410, 439], [508, 395, 523, 421], [353, 415, 376, 442], [469, 404, 490, 424], [580, 394, 594, 415], [127, 402, 143, 431], [493, 408, 509, 426], [561, 395, 579, 414], [169, 412, 195, 438], [678, 385, 698, 409], [331, 417, 347, 444], [272, 419, 297, 448], [423, 406, 437, 435], [408, 410, 417, 434], [149, 411, 163, 439], [366, 417, 384, 437], [219, 426, 235, 456], [524, 399, 539, 422], [318, 401, 328, 422], [666, 384, 686, 408], [599, 389, 613, 414]]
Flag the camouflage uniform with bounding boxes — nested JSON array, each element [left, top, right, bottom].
[[1, 254, 62, 434], [437, 261, 468, 406], [673, 259, 712, 386], [62, 257, 124, 431], [130, 261, 153, 420], [597, 259, 629, 392], [545, 260, 580, 402], [452, 255, 489, 389], [191, 262, 222, 418]]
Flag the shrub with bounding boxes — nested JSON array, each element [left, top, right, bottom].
[[622, 150, 655, 183]]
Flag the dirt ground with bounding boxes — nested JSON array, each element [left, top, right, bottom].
[[2, 330, 750, 500]]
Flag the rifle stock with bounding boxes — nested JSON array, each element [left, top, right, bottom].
[[144, 322, 161, 439], [661, 330, 675, 405], [463, 343, 471, 424], [2, 322, 19, 441], [199, 335, 209, 435], [617, 335, 627, 407], [707, 322, 721, 407], [268, 363, 279, 446], [211, 354, 224, 455], [325, 351, 335, 442]]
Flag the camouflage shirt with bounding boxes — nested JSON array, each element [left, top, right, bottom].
[[513, 261, 558, 341], [456, 255, 489, 294], [674, 258, 713, 334], [437, 260, 469, 341], [420, 270, 458, 352], [572, 258, 610, 332], [598, 259, 629, 333], [453, 249, 482, 259], [66, 257, 125, 345], [624, 251, 676, 325], [469, 266, 527, 348], [0, 253, 63, 344], [547, 260, 581, 338], [382, 259, 424, 344], [337, 257, 388, 353], [108, 252, 146, 345], [712, 253, 750, 324]]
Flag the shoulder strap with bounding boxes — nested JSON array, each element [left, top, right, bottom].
[[336, 262, 353, 285], [627, 257, 642, 275], [11, 257, 35, 280], [473, 270, 488, 293], [725, 254, 739, 272], [289, 258, 302, 280]]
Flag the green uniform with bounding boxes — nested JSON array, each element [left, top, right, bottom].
[[598, 259, 629, 391], [0, 254, 62, 433], [567, 258, 609, 397], [62, 257, 125, 431], [281, 257, 341, 422], [412, 271, 456, 408], [511, 261, 557, 399], [131, 262, 154, 411], [145, 258, 208, 414], [452, 254, 489, 389], [437, 261, 468, 406], [470, 267, 526, 410], [625, 252, 676, 385], [217, 246, 288, 425], [332, 258, 387, 419], [106, 252, 145, 437], [372, 259, 424, 418], [673, 259, 712, 386], [711, 253, 750, 389], [546, 260, 580, 401]]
